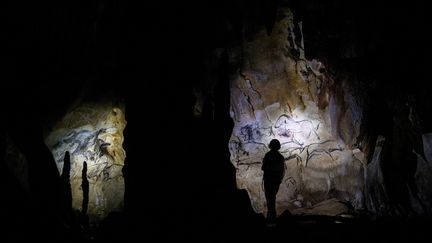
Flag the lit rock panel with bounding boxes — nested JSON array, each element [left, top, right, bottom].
[[45, 102, 126, 222], [228, 8, 365, 216]]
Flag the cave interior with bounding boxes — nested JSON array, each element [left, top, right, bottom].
[[2, 0, 432, 242]]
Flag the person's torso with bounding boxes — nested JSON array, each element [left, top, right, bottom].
[[263, 151, 284, 172]]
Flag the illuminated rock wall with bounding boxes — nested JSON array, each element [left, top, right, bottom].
[[228, 8, 365, 216], [45, 102, 126, 222]]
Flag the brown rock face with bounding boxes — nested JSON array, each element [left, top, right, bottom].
[[228, 8, 365, 216], [45, 102, 126, 222]]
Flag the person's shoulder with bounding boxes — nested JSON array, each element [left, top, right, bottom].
[[266, 150, 274, 155], [277, 152, 284, 159]]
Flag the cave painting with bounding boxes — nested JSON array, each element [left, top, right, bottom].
[[45, 103, 126, 222], [228, 8, 365, 216]]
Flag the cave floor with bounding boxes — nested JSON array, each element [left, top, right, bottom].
[[70, 214, 432, 243], [259, 215, 431, 243], [15, 208, 430, 242]]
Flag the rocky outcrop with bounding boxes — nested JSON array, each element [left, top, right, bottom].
[[414, 133, 432, 214], [4, 135, 30, 194], [228, 8, 366, 216], [290, 198, 351, 217], [45, 102, 126, 222], [365, 136, 389, 214]]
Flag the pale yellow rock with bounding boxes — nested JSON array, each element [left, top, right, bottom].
[[45, 102, 126, 222], [228, 8, 365, 216]]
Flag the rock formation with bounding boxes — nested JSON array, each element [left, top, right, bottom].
[[228, 8, 365, 216], [45, 102, 126, 222]]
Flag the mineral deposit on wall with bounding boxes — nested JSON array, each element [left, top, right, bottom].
[[228, 8, 365, 216], [45, 102, 126, 222]]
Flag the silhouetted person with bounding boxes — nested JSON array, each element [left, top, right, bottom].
[[80, 161, 90, 230], [262, 139, 285, 223]]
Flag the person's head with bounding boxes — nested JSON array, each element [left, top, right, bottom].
[[269, 139, 281, 151]]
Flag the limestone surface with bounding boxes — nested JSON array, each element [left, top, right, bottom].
[[45, 102, 126, 222], [228, 8, 365, 216]]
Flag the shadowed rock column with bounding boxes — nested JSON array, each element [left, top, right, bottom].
[[61, 151, 72, 225], [80, 161, 89, 229]]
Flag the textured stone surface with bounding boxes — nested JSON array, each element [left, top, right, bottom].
[[414, 133, 432, 214], [365, 136, 389, 214], [4, 135, 30, 194], [228, 8, 365, 216], [45, 102, 126, 222], [290, 198, 350, 216]]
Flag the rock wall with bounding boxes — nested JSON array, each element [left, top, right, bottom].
[[414, 133, 432, 214], [45, 102, 126, 222], [228, 8, 365, 216], [4, 135, 30, 194], [365, 136, 389, 214]]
